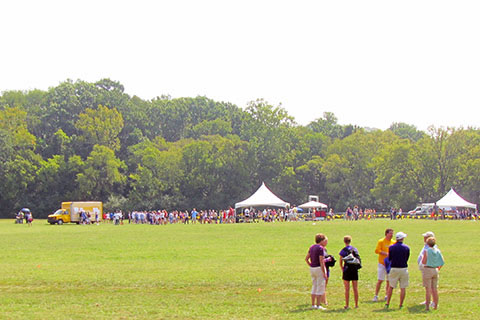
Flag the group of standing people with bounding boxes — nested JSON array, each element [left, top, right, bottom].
[[15, 210, 33, 226], [305, 233, 362, 310], [344, 206, 376, 220], [306, 228, 445, 311]]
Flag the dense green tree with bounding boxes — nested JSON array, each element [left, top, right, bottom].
[[241, 99, 296, 185], [322, 130, 398, 210], [0, 107, 40, 216], [76, 145, 126, 201], [188, 119, 233, 137], [75, 104, 124, 152], [389, 122, 426, 142], [371, 138, 418, 210], [180, 135, 249, 209], [128, 139, 184, 210], [308, 112, 344, 139], [295, 156, 328, 205]]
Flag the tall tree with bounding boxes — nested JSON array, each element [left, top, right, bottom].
[[76, 145, 126, 200], [75, 104, 124, 153]]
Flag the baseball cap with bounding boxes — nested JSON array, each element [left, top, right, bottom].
[[396, 231, 407, 240], [422, 231, 435, 238]]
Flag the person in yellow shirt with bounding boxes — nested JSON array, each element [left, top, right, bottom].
[[373, 228, 395, 302]]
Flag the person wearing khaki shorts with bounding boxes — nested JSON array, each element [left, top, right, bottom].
[[388, 267, 409, 289], [421, 236, 445, 310], [385, 232, 410, 309]]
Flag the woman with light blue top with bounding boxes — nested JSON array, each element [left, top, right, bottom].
[[421, 237, 445, 310]]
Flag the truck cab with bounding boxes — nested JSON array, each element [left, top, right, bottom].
[[47, 208, 71, 224]]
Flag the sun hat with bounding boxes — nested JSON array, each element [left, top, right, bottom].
[[395, 231, 407, 240], [422, 231, 435, 238]]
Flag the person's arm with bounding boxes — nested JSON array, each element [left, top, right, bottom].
[[305, 252, 311, 266], [339, 255, 344, 271], [374, 240, 387, 256], [319, 255, 327, 279], [422, 250, 427, 265], [438, 252, 444, 270]]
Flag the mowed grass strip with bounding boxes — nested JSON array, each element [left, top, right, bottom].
[[0, 219, 478, 319]]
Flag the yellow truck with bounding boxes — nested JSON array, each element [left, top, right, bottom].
[[47, 201, 103, 225]]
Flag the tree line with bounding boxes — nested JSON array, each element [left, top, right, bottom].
[[1, 79, 479, 218]]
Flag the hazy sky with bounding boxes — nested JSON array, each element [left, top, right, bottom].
[[1, 0, 479, 131]]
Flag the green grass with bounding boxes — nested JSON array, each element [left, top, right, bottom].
[[0, 219, 479, 319]]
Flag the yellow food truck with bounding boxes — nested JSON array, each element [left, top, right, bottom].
[[47, 201, 103, 224]]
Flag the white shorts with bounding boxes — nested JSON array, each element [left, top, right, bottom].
[[377, 263, 387, 281], [310, 267, 326, 295]]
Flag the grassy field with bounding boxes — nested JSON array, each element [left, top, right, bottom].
[[0, 219, 478, 319]]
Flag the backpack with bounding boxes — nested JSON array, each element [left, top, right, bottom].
[[342, 248, 362, 269]]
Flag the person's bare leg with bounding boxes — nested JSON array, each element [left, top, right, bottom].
[[323, 278, 329, 305], [343, 280, 350, 308], [311, 293, 316, 307], [375, 280, 383, 297], [425, 286, 431, 310], [432, 287, 438, 309], [399, 288, 406, 308], [386, 285, 393, 306], [352, 280, 359, 308]]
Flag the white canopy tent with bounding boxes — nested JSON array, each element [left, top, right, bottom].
[[435, 188, 477, 209], [235, 182, 290, 209], [298, 201, 328, 209]]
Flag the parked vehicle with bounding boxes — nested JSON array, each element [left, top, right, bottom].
[[408, 203, 453, 215], [47, 201, 103, 224]]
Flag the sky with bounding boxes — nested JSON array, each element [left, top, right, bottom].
[[1, 0, 479, 131]]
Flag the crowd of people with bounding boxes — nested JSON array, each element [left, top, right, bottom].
[[102, 207, 307, 225], [305, 228, 444, 311], [344, 206, 377, 220]]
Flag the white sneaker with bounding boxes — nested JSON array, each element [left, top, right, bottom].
[[430, 302, 436, 308], [373, 295, 378, 302], [311, 305, 318, 310], [419, 301, 426, 305], [317, 305, 327, 310]]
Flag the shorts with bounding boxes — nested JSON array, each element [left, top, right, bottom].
[[422, 267, 439, 288], [310, 267, 326, 295], [388, 268, 409, 289], [377, 263, 387, 281], [342, 265, 359, 281]]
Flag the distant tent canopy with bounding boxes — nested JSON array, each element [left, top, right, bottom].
[[298, 201, 328, 209], [435, 188, 477, 209], [235, 182, 290, 209]]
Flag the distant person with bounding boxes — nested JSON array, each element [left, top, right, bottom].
[[191, 208, 198, 224], [305, 233, 328, 310], [385, 232, 410, 309], [373, 228, 395, 302], [421, 236, 444, 311], [345, 207, 353, 220], [26, 211, 33, 226], [339, 235, 361, 309]]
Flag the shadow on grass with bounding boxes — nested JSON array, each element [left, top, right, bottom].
[[371, 304, 430, 314], [407, 304, 429, 314], [290, 305, 356, 314], [289, 304, 315, 313], [372, 307, 395, 313]]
